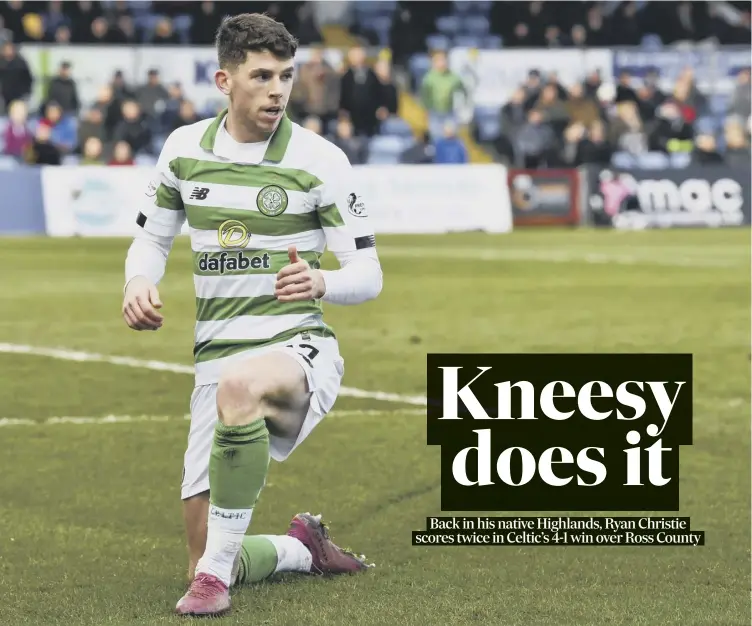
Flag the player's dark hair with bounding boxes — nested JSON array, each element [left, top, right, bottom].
[[216, 13, 298, 69]]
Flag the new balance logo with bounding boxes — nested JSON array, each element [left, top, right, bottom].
[[189, 187, 210, 200]]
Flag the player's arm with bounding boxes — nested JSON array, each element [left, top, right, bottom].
[[122, 133, 186, 330], [274, 149, 383, 305]]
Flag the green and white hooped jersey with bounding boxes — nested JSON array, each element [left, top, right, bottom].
[[136, 110, 376, 385]]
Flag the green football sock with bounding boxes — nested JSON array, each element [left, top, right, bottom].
[[234, 536, 279, 585], [209, 419, 270, 510]]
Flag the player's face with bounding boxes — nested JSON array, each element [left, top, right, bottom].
[[219, 50, 295, 135]]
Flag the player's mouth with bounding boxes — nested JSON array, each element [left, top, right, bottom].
[[260, 105, 284, 122]]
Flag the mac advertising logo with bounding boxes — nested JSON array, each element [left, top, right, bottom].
[[426, 354, 693, 511]]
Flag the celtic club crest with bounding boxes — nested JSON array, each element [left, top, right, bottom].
[[256, 185, 288, 217]]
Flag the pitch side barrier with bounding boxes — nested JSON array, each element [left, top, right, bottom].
[[0, 164, 514, 237]]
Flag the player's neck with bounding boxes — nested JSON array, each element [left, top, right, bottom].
[[225, 109, 273, 144]]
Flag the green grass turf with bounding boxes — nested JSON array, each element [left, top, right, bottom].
[[0, 229, 749, 625]]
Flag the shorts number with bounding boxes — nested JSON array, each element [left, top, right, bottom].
[[285, 342, 320, 365]]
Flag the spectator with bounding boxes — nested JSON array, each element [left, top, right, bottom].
[[294, 1, 323, 45], [608, 100, 648, 155], [93, 84, 121, 139], [81, 135, 104, 165], [728, 68, 751, 123], [191, 1, 222, 45], [291, 47, 340, 127], [570, 24, 587, 47], [565, 82, 601, 128], [420, 51, 465, 130], [374, 59, 399, 120], [137, 69, 169, 120], [111, 70, 135, 102], [70, 1, 103, 43], [160, 82, 185, 132], [648, 100, 694, 153], [434, 121, 468, 164], [54, 24, 71, 44], [301, 115, 323, 136], [0, 42, 33, 107], [43, 0, 71, 41], [724, 120, 751, 167], [38, 101, 77, 153], [339, 46, 383, 137], [0, 16, 14, 47], [578, 120, 612, 165], [87, 17, 111, 44], [26, 123, 61, 165], [108, 140, 134, 165], [522, 69, 543, 110], [676, 67, 708, 117], [692, 133, 724, 165], [514, 109, 556, 168], [400, 130, 434, 164], [560, 122, 587, 166], [636, 81, 666, 125], [152, 18, 180, 45], [2, 99, 32, 159], [77, 107, 105, 153], [534, 83, 569, 137], [331, 117, 368, 165], [46, 61, 80, 116], [108, 15, 135, 44], [171, 100, 199, 131], [615, 71, 639, 104], [113, 100, 152, 155]]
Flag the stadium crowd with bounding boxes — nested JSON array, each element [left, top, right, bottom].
[[0, 1, 748, 169]]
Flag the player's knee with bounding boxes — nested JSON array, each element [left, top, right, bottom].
[[216, 367, 281, 426]]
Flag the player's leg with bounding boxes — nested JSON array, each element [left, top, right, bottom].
[[176, 351, 309, 616], [231, 514, 373, 588], [180, 385, 216, 583]]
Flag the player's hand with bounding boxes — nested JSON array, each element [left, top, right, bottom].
[[274, 245, 326, 302], [122, 276, 164, 331]]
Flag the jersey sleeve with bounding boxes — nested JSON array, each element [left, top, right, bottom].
[[315, 148, 376, 254], [136, 132, 186, 237]]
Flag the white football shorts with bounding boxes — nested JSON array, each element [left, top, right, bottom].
[[181, 333, 344, 500]]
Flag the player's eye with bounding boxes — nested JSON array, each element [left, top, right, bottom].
[[281, 73, 293, 81]]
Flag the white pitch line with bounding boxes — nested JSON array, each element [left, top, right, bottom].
[[0, 408, 425, 428], [377, 246, 741, 268], [0, 343, 428, 407]]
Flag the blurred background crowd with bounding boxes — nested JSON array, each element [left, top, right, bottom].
[[0, 0, 748, 169]]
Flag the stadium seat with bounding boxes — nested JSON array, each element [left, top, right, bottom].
[[710, 94, 729, 116], [669, 152, 691, 169], [173, 14, 193, 45], [369, 135, 412, 154], [611, 151, 636, 169], [436, 16, 460, 35], [426, 34, 451, 51], [463, 15, 490, 36], [453, 35, 482, 48], [380, 117, 414, 138], [695, 116, 717, 135], [0, 155, 19, 170], [370, 15, 393, 47], [409, 53, 432, 86], [366, 152, 400, 165], [636, 152, 670, 169], [484, 35, 503, 48], [135, 154, 157, 166], [640, 34, 663, 49], [477, 117, 500, 142]]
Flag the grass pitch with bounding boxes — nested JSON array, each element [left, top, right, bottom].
[[0, 229, 749, 625]]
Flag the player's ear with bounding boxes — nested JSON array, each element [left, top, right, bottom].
[[215, 68, 231, 95]]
